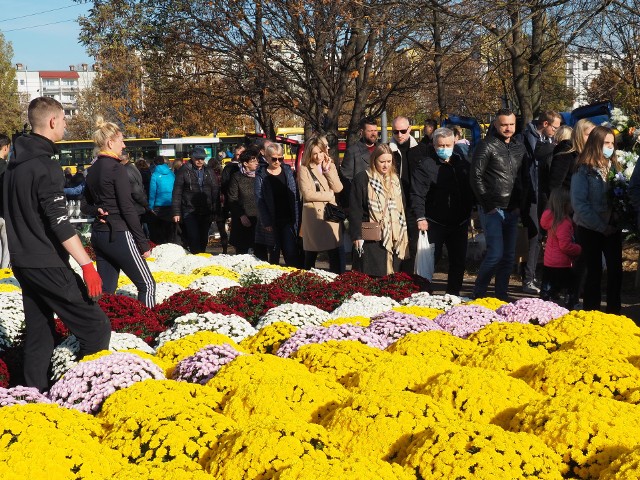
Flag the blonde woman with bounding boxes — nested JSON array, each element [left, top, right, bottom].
[[298, 136, 344, 273], [82, 117, 156, 307], [549, 118, 595, 192], [348, 144, 408, 276]]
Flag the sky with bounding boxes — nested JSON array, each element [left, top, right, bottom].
[[0, 0, 94, 71]]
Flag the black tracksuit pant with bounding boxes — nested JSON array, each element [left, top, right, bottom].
[[12, 266, 111, 392], [92, 230, 156, 307]]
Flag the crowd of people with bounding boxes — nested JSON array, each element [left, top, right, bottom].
[[2, 97, 640, 391]]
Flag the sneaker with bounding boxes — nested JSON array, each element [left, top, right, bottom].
[[523, 282, 540, 295]]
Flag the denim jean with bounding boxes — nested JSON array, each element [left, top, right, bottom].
[[473, 207, 519, 300]]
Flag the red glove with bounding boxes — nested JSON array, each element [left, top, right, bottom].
[[81, 262, 102, 300]]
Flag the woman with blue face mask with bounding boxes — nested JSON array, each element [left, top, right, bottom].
[[570, 125, 622, 314], [409, 127, 474, 295]]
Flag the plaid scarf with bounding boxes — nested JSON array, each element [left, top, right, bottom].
[[367, 170, 408, 260]]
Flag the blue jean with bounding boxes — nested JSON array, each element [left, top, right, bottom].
[[473, 207, 519, 300]]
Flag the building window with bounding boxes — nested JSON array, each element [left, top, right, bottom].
[[594, 62, 599, 70], [19, 79, 25, 86], [582, 62, 588, 71]]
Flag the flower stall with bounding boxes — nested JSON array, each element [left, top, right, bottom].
[[1, 247, 640, 479]]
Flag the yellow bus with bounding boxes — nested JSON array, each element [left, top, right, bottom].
[[55, 138, 161, 171]]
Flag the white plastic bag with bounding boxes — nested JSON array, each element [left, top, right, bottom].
[[415, 231, 435, 280]]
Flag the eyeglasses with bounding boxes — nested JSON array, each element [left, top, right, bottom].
[[392, 128, 409, 135], [270, 156, 284, 162]]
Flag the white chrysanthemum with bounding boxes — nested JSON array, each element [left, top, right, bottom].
[[329, 292, 399, 319], [400, 292, 468, 311], [115, 282, 182, 304], [50, 332, 154, 381], [206, 253, 268, 273], [308, 268, 338, 282], [148, 243, 188, 269], [0, 291, 26, 349], [154, 312, 255, 348], [187, 276, 240, 295], [170, 254, 215, 274], [256, 303, 330, 329], [239, 267, 288, 286]]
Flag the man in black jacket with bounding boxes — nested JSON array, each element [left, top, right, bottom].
[[411, 128, 474, 294], [3, 97, 110, 391], [340, 117, 378, 206], [470, 108, 529, 300], [172, 146, 219, 253]]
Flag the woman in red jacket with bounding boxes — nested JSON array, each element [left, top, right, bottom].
[[539, 187, 582, 308]]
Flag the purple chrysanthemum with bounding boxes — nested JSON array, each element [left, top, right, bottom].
[[368, 310, 443, 348], [48, 352, 165, 414], [172, 343, 244, 385], [276, 324, 386, 358], [434, 305, 503, 338], [496, 298, 569, 326], [0, 386, 51, 407]]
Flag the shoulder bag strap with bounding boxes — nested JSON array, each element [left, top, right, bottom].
[[308, 166, 323, 192]]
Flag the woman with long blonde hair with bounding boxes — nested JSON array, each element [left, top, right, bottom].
[[298, 135, 344, 273], [570, 125, 622, 313], [348, 144, 408, 276], [82, 117, 156, 307]]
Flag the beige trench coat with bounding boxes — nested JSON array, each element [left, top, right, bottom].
[[298, 163, 343, 252]]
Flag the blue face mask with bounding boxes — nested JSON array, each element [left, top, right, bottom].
[[603, 147, 615, 159], [436, 147, 453, 160]]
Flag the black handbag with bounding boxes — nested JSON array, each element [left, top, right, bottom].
[[324, 202, 346, 223], [308, 166, 345, 223]]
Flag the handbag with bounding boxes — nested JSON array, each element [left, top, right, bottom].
[[361, 221, 382, 241], [324, 202, 346, 223]]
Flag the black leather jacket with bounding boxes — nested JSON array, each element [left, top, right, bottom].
[[470, 134, 529, 212], [171, 161, 219, 217]]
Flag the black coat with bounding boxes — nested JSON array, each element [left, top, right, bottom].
[[171, 161, 219, 217], [410, 146, 474, 226], [548, 140, 575, 193]]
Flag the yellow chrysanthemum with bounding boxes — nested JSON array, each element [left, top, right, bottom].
[[112, 463, 211, 480], [515, 350, 640, 400], [599, 446, 640, 480], [100, 381, 235, 469], [255, 264, 299, 272], [203, 418, 343, 480], [156, 331, 240, 374], [209, 353, 348, 424], [191, 265, 240, 281], [320, 391, 455, 461], [558, 331, 640, 360], [151, 271, 199, 287], [399, 421, 563, 480], [458, 322, 560, 373], [508, 392, 640, 479], [387, 330, 476, 361], [239, 321, 298, 354], [195, 253, 212, 258], [391, 305, 444, 319], [292, 340, 389, 385], [321, 316, 371, 327], [0, 404, 129, 480], [344, 352, 455, 394], [544, 310, 639, 342], [415, 366, 543, 428], [463, 296, 507, 310], [272, 454, 414, 479]]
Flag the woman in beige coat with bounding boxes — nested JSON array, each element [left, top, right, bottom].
[[298, 136, 345, 273]]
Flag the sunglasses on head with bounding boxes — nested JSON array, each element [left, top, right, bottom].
[[392, 128, 409, 135], [270, 156, 284, 162]]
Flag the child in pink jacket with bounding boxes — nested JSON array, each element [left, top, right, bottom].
[[540, 188, 582, 308]]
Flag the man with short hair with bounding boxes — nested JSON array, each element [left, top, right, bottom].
[[3, 97, 110, 391], [0, 134, 11, 268], [421, 119, 438, 145], [470, 108, 529, 300], [172, 146, 219, 253], [340, 117, 379, 191], [520, 110, 561, 294], [390, 116, 419, 272]]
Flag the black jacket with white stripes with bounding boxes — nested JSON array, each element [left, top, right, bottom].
[[3, 133, 78, 268]]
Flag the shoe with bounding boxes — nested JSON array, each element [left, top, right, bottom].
[[523, 282, 540, 295]]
